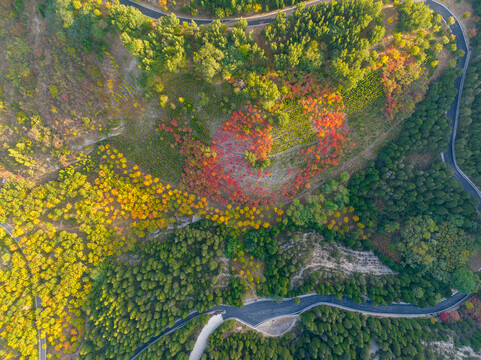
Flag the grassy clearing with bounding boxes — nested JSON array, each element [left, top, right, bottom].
[[270, 101, 317, 155], [109, 117, 185, 182], [469, 249, 481, 272], [162, 73, 243, 141], [191, 109, 212, 141], [162, 73, 205, 116], [267, 72, 386, 190], [343, 70, 385, 114], [106, 73, 218, 182], [107, 72, 245, 185], [341, 70, 387, 159], [257, 72, 389, 194], [199, 93, 246, 141], [371, 233, 402, 263]]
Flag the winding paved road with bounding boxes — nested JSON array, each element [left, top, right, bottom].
[[120, 1, 481, 359], [428, 0, 481, 210], [131, 291, 469, 359], [1, 223, 47, 360], [118, 0, 322, 27]]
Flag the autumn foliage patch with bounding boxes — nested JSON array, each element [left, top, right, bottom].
[[162, 80, 349, 205], [283, 90, 347, 197], [160, 117, 276, 207], [375, 48, 426, 121]]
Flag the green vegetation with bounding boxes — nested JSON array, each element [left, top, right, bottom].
[[399, 215, 476, 291], [136, 315, 209, 360], [0, 231, 38, 359], [269, 99, 318, 154], [343, 71, 385, 114], [195, 0, 295, 17], [111, 122, 186, 182], [349, 68, 467, 220], [0, 172, 125, 358], [244, 224, 453, 307], [36, 0, 451, 201], [348, 68, 481, 292], [0, 0, 125, 180], [0, 146, 268, 358], [456, 56, 481, 187], [80, 223, 242, 359], [341, 70, 387, 160], [263, 0, 384, 89], [396, 0, 433, 32]]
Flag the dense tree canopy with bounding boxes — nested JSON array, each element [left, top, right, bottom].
[[263, 0, 384, 89], [81, 223, 241, 359], [395, 0, 434, 32], [399, 215, 475, 287]]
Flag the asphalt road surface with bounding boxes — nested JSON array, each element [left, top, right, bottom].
[[426, 0, 481, 210], [118, 0, 321, 27]]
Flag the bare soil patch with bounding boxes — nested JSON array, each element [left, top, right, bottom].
[[405, 153, 435, 170], [288, 233, 395, 289], [381, 5, 399, 45], [256, 316, 298, 336], [0, 168, 14, 180], [431, 46, 455, 82], [425, 338, 481, 360], [469, 249, 481, 272], [372, 233, 401, 263]]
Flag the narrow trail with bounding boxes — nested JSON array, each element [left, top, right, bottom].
[[1, 224, 47, 360], [188, 314, 224, 360]]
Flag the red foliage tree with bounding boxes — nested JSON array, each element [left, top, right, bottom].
[[439, 311, 450, 322], [463, 295, 481, 324], [449, 310, 461, 322], [375, 48, 424, 121], [282, 88, 347, 197], [162, 77, 349, 205]]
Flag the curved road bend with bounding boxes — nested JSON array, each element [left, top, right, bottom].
[[118, 0, 322, 27], [426, 0, 481, 210], [131, 291, 469, 359], [0, 1, 476, 360], [0, 223, 47, 360]]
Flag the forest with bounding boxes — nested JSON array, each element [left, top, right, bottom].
[[0, 0, 480, 359], [80, 225, 241, 359]]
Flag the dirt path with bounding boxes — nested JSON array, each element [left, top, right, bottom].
[[189, 314, 224, 360], [255, 316, 298, 336]]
